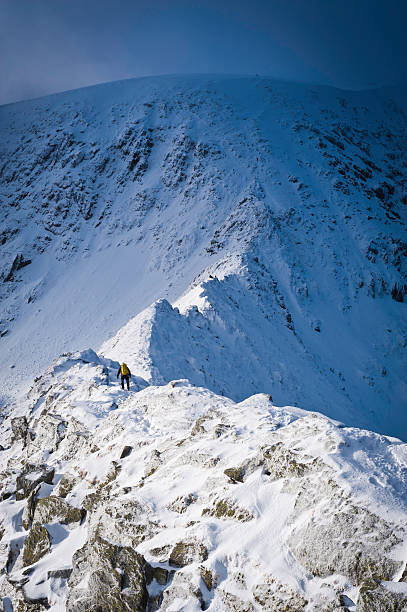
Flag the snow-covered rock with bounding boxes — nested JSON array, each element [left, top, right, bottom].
[[0, 352, 406, 610]]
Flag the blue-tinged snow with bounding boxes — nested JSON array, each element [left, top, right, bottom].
[[0, 75, 406, 438]]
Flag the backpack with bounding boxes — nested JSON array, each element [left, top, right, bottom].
[[121, 363, 130, 375]]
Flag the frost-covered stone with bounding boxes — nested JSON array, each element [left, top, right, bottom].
[[168, 493, 196, 513], [357, 580, 407, 611], [252, 581, 308, 611], [16, 465, 54, 500], [203, 497, 254, 522], [288, 504, 402, 584], [158, 570, 204, 611], [22, 523, 50, 566], [33, 496, 83, 526], [11, 416, 28, 444], [56, 473, 77, 498], [169, 541, 208, 567], [21, 485, 40, 530], [66, 534, 148, 611], [219, 589, 256, 611], [261, 442, 323, 480], [0, 366, 406, 610]]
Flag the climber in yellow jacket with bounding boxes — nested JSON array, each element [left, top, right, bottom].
[[117, 362, 131, 390]]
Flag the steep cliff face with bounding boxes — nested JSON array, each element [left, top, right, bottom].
[[0, 351, 406, 610], [0, 75, 406, 436]]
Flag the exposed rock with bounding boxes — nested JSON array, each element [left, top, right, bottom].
[[357, 580, 407, 611], [97, 497, 159, 547], [11, 416, 28, 444], [22, 523, 51, 566], [120, 445, 132, 458], [22, 485, 40, 530], [191, 416, 207, 436], [33, 496, 83, 526], [224, 467, 245, 483], [150, 566, 168, 585], [219, 589, 256, 611], [159, 570, 204, 611], [144, 449, 163, 477], [202, 498, 254, 522], [47, 568, 72, 579], [253, 582, 308, 611], [25, 412, 67, 455], [83, 490, 106, 513], [17, 594, 49, 611], [56, 473, 77, 498], [4, 538, 24, 573], [169, 540, 208, 567], [199, 565, 214, 591], [16, 465, 54, 500], [67, 534, 149, 611], [262, 442, 322, 480], [149, 544, 172, 561], [288, 505, 402, 584], [168, 493, 196, 513], [15, 599, 47, 612], [4, 254, 32, 282]]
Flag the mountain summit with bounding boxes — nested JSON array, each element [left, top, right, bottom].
[[0, 75, 406, 437]]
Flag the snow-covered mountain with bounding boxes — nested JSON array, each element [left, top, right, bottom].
[[0, 75, 406, 438], [0, 74, 407, 611]]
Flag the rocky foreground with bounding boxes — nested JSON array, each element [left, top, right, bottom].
[[0, 349, 406, 610]]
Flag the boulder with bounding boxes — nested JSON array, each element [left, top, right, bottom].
[[357, 580, 407, 611], [202, 498, 254, 522], [56, 473, 77, 498], [158, 571, 204, 611], [120, 445, 132, 458], [169, 540, 208, 567], [33, 496, 84, 526], [66, 534, 149, 611], [224, 467, 245, 483], [22, 485, 40, 530], [11, 416, 28, 444], [253, 582, 308, 611], [288, 505, 402, 585], [22, 523, 50, 566], [16, 465, 54, 500]]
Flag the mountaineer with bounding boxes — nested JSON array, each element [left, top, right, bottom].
[[117, 362, 131, 390]]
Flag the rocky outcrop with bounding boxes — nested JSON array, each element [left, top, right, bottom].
[[288, 504, 402, 584], [202, 498, 254, 522], [16, 465, 54, 500], [357, 579, 407, 611], [252, 581, 308, 611], [56, 473, 77, 498], [21, 486, 40, 530], [33, 496, 84, 526], [0, 370, 406, 610], [158, 570, 204, 611], [11, 416, 29, 444], [22, 523, 50, 566], [66, 534, 149, 611], [169, 540, 208, 567]]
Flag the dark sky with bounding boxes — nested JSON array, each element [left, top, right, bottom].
[[1, 0, 406, 105]]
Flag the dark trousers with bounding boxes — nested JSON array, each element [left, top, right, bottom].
[[121, 375, 130, 390]]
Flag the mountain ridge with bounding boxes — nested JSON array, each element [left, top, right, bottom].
[[0, 74, 406, 437]]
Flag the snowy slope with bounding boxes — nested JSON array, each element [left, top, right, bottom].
[[0, 351, 406, 610], [0, 75, 406, 437]]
